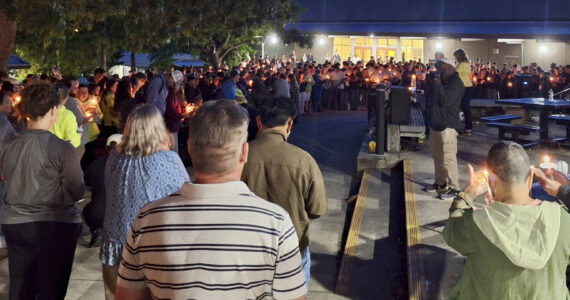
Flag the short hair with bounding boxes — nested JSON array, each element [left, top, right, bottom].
[[119, 104, 169, 158], [187, 100, 249, 175], [17, 83, 61, 121], [259, 97, 297, 128], [487, 141, 531, 184]]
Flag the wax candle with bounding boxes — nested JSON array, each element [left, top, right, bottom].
[[540, 155, 557, 169]]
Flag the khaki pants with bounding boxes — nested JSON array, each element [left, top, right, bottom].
[[102, 264, 120, 300], [429, 128, 459, 190]]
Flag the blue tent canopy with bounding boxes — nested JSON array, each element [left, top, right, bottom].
[[9, 54, 30, 69]]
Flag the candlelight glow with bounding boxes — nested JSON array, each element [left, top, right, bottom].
[[85, 111, 92, 118], [507, 82, 513, 87], [544, 156, 550, 163], [90, 99, 97, 106], [365, 78, 369, 82], [486, 77, 491, 81], [248, 80, 253, 87], [185, 104, 196, 114], [483, 169, 489, 176], [14, 96, 21, 103], [550, 77, 554, 81]]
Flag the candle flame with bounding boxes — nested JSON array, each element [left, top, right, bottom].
[[486, 77, 491, 81], [507, 82, 513, 87], [14, 96, 21, 103], [544, 155, 550, 163], [483, 169, 489, 176]]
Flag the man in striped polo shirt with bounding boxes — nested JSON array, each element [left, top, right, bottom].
[[116, 100, 307, 300]]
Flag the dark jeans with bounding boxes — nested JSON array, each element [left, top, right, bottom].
[[460, 87, 474, 131], [4, 221, 82, 300]]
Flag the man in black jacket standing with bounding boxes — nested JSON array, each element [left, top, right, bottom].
[[425, 58, 464, 200]]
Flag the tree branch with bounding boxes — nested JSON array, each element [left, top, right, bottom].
[[219, 41, 248, 62]]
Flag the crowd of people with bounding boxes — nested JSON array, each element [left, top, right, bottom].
[[1, 48, 570, 299]]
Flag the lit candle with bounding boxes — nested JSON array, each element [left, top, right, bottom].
[[14, 96, 21, 103], [89, 99, 97, 106], [326, 75, 330, 79], [540, 155, 557, 169], [85, 111, 92, 118], [185, 104, 195, 114], [486, 77, 491, 81], [248, 80, 253, 87], [365, 78, 369, 82], [408, 87, 413, 91], [550, 77, 554, 81], [507, 82, 513, 87], [472, 77, 477, 82]]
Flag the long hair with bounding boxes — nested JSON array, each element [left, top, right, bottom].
[[453, 49, 469, 63], [113, 79, 132, 113], [118, 104, 169, 157]]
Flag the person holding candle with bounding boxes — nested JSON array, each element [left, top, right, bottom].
[[1, 83, 85, 299], [49, 83, 81, 148], [533, 164, 570, 206], [443, 141, 570, 300], [164, 70, 188, 154]]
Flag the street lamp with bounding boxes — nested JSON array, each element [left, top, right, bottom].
[[260, 34, 279, 58]]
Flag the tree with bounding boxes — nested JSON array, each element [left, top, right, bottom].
[[0, 0, 304, 73], [175, 0, 302, 67]]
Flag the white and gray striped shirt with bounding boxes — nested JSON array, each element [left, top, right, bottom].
[[118, 181, 307, 299]]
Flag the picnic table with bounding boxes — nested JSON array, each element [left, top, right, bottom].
[[496, 98, 570, 141]]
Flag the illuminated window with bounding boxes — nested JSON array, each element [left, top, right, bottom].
[[333, 37, 351, 61], [377, 38, 397, 61], [401, 39, 424, 61]]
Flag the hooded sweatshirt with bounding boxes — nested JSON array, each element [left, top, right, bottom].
[[443, 199, 570, 300]]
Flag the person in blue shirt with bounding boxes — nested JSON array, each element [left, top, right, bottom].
[[221, 69, 244, 101]]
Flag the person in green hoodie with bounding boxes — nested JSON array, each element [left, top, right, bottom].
[[443, 141, 570, 300]]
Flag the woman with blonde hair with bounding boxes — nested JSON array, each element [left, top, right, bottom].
[[100, 104, 189, 299]]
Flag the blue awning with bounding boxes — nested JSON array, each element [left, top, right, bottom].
[[287, 21, 570, 38], [9, 54, 30, 69]]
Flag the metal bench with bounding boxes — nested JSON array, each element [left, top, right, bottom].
[[549, 115, 570, 144], [387, 106, 425, 152], [480, 114, 522, 123], [487, 122, 540, 148]]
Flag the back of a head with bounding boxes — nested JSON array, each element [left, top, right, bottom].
[[487, 141, 531, 185], [259, 97, 297, 128], [188, 100, 249, 175], [18, 82, 61, 121], [453, 49, 469, 63], [120, 104, 168, 157]]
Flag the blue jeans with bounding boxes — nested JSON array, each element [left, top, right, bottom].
[[301, 248, 311, 291]]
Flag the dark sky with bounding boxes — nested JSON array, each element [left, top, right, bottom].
[[295, 0, 570, 23]]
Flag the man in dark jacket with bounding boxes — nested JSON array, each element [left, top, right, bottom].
[[425, 58, 464, 200]]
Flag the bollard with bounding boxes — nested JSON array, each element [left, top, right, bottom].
[[376, 84, 386, 155]]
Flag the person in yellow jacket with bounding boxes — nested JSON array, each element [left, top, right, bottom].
[[453, 48, 474, 135], [50, 84, 81, 148], [100, 79, 119, 136]]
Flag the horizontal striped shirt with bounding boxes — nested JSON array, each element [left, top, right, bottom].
[[118, 181, 307, 299]]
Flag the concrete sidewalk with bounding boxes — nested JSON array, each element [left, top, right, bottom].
[[0, 111, 367, 300], [378, 120, 570, 299]]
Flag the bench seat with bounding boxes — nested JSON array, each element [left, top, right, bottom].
[[480, 114, 522, 123]]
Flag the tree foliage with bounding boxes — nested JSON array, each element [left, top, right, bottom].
[[0, 0, 303, 73]]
